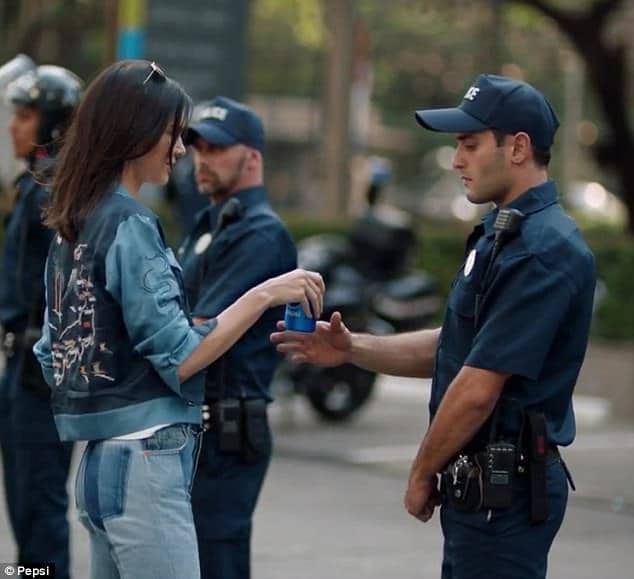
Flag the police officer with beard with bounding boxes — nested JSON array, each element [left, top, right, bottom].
[[0, 65, 82, 578], [178, 97, 296, 579]]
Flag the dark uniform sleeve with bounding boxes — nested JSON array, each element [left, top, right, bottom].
[[192, 227, 296, 318], [23, 184, 54, 313], [465, 253, 575, 381]]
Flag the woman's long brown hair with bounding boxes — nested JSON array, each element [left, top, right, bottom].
[[45, 60, 192, 241]]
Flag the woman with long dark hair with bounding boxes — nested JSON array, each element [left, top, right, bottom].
[[34, 60, 323, 579]]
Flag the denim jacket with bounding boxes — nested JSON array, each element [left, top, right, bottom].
[[34, 186, 216, 441]]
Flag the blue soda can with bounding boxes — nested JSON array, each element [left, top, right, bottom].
[[284, 303, 316, 333]]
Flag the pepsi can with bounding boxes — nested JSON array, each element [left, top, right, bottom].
[[284, 303, 316, 333]]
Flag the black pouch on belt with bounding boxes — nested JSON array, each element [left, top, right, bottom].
[[206, 356, 243, 453], [476, 442, 517, 509], [442, 455, 483, 512], [241, 398, 268, 463], [477, 398, 518, 510], [218, 399, 242, 453], [527, 411, 549, 523]]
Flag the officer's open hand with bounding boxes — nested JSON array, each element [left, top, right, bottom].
[[271, 311, 352, 367], [405, 475, 441, 523]]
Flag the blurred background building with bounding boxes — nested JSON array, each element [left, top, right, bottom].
[[0, 0, 633, 230], [0, 1, 633, 348]]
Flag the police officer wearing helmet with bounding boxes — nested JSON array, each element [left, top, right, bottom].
[[178, 96, 297, 579], [0, 64, 82, 578], [272, 74, 596, 579]]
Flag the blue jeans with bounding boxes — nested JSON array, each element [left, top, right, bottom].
[[75, 424, 202, 579], [440, 459, 569, 579]]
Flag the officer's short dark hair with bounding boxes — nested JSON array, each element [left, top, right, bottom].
[[491, 129, 551, 168]]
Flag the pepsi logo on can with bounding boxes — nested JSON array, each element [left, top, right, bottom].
[[284, 303, 316, 333]]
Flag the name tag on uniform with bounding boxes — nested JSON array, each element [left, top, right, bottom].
[[194, 233, 213, 255], [464, 249, 477, 277]]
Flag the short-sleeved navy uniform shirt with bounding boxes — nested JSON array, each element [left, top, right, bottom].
[[430, 181, 596, 447], [179, 186, 297, 401]]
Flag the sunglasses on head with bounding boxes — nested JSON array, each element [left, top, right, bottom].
[[142, 61, 166, 85]]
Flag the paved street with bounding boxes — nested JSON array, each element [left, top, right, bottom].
[[1, 374, 633, 578], [260, 376, 634, 579]]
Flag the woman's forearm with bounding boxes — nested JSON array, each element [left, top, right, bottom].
[[178, 287, 271, 383]]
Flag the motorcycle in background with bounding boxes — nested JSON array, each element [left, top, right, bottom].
[[273, 203, 442, 422]]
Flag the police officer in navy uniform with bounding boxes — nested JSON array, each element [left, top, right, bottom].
[[272, 74, 596, 579], [0, 65, 82, 578], [178, 96, 297, 579]]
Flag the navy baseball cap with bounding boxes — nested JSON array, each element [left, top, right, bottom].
[[415, 74, 560, 150], [184, 96, 265, 152]]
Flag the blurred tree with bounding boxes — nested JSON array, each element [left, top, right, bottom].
[[511, 0, 634, 232], [248, 0, 324, 96], [350, 0, 570, 186], [0, 0, 106, 81], [249, 0, 633, 230], [2, 0, 628, 228]]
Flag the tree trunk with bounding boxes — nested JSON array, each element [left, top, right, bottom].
[[562, 17, 634, 234], [515, 0, 634, 233], [321, 0, 354, 219]]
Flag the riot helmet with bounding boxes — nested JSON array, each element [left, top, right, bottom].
[[6, 65, 82, 153]]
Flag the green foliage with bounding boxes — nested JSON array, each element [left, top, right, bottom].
[[248, 0, 324, 97], [247, 0, 607, 189], [254, 0, 323, 49], [283, 216, 634, 341], [359, 0, 580, 135], [282, 213, 350, 242], [584, 229, 634, 341], [0, 0, 104, 80]]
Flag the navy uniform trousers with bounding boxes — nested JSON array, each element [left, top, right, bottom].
[[440, 459, 568, 579], [0, 354, 73, 578], [191, 423, 272, 579]]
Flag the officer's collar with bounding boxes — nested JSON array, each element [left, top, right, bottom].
[[480, 180, 558, 238], [210, 186, 267, 213], [189, 203, 213, 229], [198, 186, 268, 229], [232, 185, 268, 208]]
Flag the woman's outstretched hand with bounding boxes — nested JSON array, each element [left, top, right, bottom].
[[256, 268, 325, 320]]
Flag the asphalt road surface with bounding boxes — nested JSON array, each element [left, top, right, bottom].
[[1, 376, 632, 578]]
